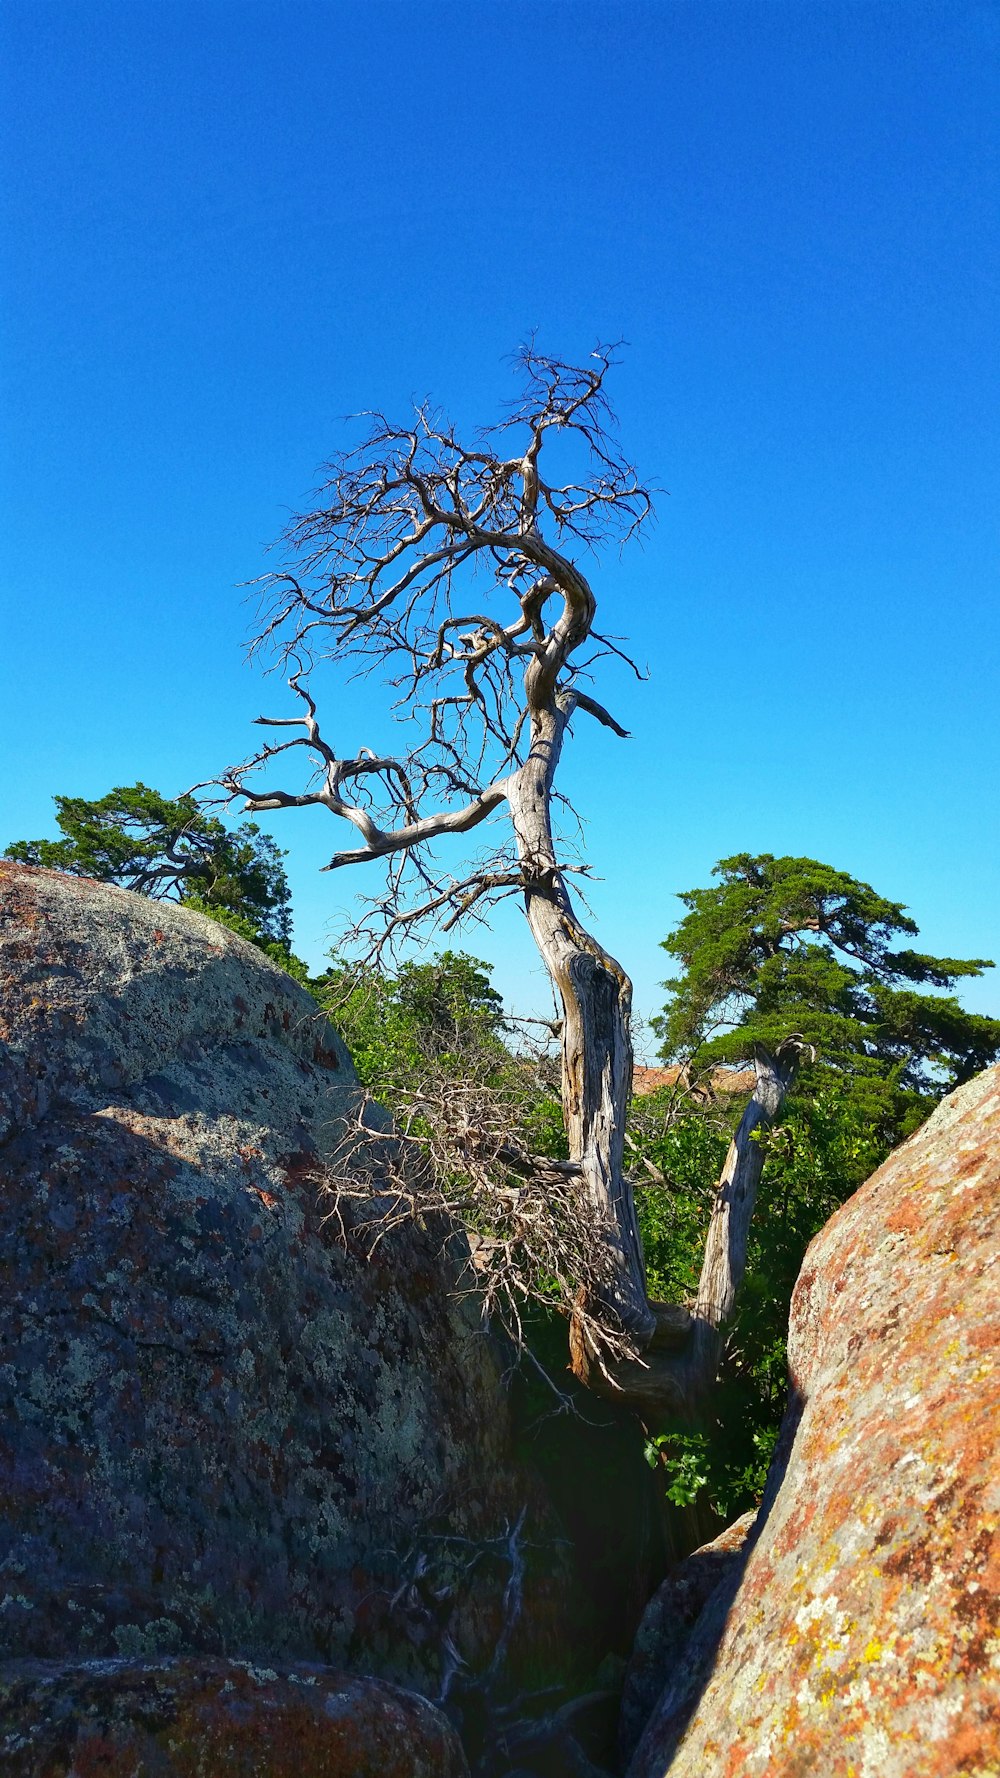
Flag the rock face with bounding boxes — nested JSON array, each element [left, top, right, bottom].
[[0, 862, 584, 1715], [0, 1657, 469, 1777], [629, 1064, 1000, 1778]]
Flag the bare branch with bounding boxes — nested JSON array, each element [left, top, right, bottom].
[[320, 783, 510, 871], [318, 1065, 648, 1373], [571, 690, 630, 738]]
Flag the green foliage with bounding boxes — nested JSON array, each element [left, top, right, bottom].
[[313, 948, 570, 1172], [519, 1088, 570, 1166], [710, 1087, 886, 1510], [6, 783, 305, 973], [643, 1429, 712, 1507], [634, 1086, 889, 1518], [633, 1107, 729, 1304], [656, 852, 1000, 1142], [313, 950, 508, 1091], [640, 854, 999, 1522], [393, 952, 504, 1044], [314, 950, 583, 1344]]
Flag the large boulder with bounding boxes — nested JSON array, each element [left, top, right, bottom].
[[629, 1064, 1000, 1777], [0, 861, 584, 1710], [0, 1657, 468, 1777]]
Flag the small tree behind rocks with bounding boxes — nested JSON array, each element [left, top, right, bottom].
[[5, 783, 305, 977], [656, 852, 1000, 1133], [635, 852, 1000, 1512]]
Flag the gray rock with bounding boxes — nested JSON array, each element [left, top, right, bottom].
[[0, 1655, 470, 1776], [0, 862, 583, 1696]]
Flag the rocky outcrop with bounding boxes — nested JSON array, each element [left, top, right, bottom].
[[629, 1064, 1000, 1778], [0, 1657, 468, 1776], [0, 862, 588, 1718]]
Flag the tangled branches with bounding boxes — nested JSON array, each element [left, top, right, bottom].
[[327, 1081, 637, 1372], [215, 342, 650, 963], [211, 347, 797, 1418], [320, 1031, 646, 1373]]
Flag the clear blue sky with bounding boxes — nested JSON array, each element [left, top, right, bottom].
[[2, 0, 998, 1050]]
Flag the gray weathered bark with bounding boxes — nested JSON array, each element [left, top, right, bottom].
[[684, 1046, 799, 1394], [506, 669, 800, 1413], [507, 697, 656, 1351]]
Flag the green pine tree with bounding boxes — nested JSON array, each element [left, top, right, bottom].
[[655, 852, 1000, 1141], [6, 783, 304, 974], [636, 854, 1000, 1520]]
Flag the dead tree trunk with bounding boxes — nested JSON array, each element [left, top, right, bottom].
[[683, 1046, 800, 1397], [507, 696, 656, 1351], [506, 684, 801, 1415]]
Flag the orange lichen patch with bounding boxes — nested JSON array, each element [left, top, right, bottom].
[[628, 1066, 1000, 1778]]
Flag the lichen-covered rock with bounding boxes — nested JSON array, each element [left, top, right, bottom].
[[0, 1656, 469, 1776], [629, 1064, 1000, 1778], [617, 1513, 755, 1769], [0, 862, 582, 1693]]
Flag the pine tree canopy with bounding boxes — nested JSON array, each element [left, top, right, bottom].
[[655, 853, 1000, 1132], [5, 783, 293, 949]]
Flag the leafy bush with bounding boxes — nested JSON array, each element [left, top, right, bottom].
[[632, 1084, 890, 1518]]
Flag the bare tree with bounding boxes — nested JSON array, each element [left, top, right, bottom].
[[221, 346, 799, 1418]]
